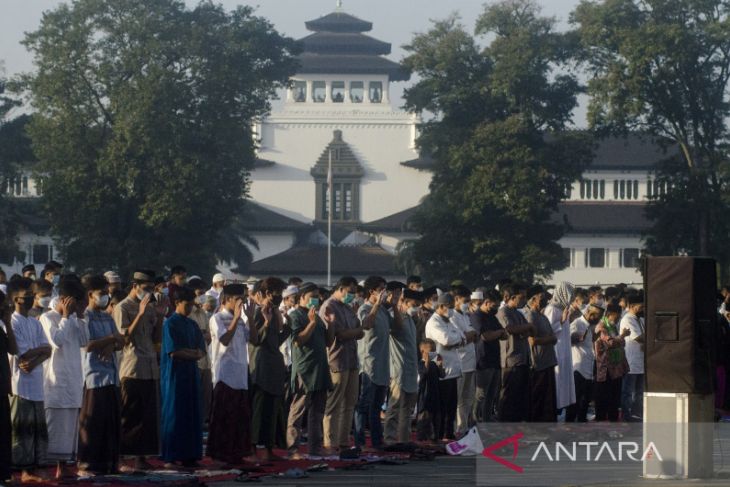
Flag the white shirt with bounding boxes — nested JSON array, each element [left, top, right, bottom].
[[452, 311, 476, 373], [425, 312, 464, 380], [40, 309, 89, 408], [544, 304, 576, 410], [621, 312, 644, 374], [210, 308, 250, 390], [10, 312, 49, 401], [570, 316, 594, 380]]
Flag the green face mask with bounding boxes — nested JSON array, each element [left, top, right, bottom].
[[342, 293, 355, 305], [307, 298, 320, 309]]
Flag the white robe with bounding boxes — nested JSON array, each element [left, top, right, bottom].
[[544, 304, 575, 410]]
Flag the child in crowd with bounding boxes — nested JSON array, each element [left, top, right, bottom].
[[416, 339, 444, 444]]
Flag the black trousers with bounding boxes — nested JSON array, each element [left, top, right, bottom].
[[0, 393, 10, 481], [437, 378, 458, 440], [498, 365, 530, 422], [594, 376, 622, 422], [566, 371, 593, 422]]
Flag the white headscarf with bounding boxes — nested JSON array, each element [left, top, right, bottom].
[[549, 281, 575, 309]]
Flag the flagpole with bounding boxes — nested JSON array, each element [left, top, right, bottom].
[[327, 148, 333, 287]]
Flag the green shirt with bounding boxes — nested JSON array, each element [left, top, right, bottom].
[[290, 307, 332, 393]]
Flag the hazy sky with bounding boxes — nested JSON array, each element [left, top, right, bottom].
[[0, 0, 586, 123]]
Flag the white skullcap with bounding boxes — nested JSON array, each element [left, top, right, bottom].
[[104, 271, 121, 283], [471, 291, 484, 301], [212, 273, 225, 284], [283, 285, 299, 298]]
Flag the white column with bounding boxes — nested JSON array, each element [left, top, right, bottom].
[[383, 81, 390, 104], [325, 80, 332, 103], [306, 80, 313, 103]]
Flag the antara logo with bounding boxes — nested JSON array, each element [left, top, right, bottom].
[[481, 433, 663, 473], [482, 432, 524, 473]]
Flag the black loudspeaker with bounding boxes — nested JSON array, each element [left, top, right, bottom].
[[644, 256, 717, 394]]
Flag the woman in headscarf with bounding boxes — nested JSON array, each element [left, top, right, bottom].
[[543, 282, 576, 417]]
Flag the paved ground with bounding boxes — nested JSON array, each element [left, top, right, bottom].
[[211, 453, 730, 486], [216, 454, 476, 486]]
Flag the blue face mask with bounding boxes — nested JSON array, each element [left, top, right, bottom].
[[342, 293, 355, 305], [51, 274, 60, 286], [307, 298, 320, 309]]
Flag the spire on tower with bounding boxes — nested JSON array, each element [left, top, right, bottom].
[[336, 0, 343, 11]]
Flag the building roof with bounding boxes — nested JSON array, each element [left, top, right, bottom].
[[556, 202, 651, 234], [359, 206, 419, 233], [400, 134, 681, 172], [296, 9, 410, 81], [240, 202, 312, 232], [305, 11, 373, 33], [301, 32, 391, 56], [588, 134, 681, 170], [249, 244, 397, 275], [311, 130, 364, 181], [296, 53, 410, 81], [400, 155, 436, 170]]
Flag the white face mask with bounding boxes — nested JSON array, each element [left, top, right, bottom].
[[95, 294, 110, 308], [136, 290, 149, 301], [408, 306, 419, 317], [594, 299, 606, 309], [448, 308, 455, 318], [460, 303, 470, 313], [38, 296, 52, 308]]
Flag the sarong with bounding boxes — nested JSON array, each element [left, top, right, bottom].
[[120, 378, 159, 456], [45, 408, 79, 460], [207, 382, 252, 463], [78, 385, 121, 474], [10, 395, 47, 468]]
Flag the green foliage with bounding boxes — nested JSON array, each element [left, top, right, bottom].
[[402, 0, 591, 286], [16, 0, 298, 278], [573, 0, 730, 278], [0, 73, 25, 263]]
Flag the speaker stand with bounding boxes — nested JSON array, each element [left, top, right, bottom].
[[643, 392, 715, 479]]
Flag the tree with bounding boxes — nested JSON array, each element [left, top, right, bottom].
[[401, 0, 591, 285], [0, 67, 24, 264], [16, 0, 298, 277], [572, 0, 730, 280]]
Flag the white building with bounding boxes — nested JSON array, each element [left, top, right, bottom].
[[2, 6, 679, 287]]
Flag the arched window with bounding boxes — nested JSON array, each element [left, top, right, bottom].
[[331, 81, 345, 103], [292, 81, 306, 102], [312, 81, 326, 102], [619, 180, 626, 199], [350, 81, 364, 103]]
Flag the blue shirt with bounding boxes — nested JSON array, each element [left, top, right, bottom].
[[84, 310, 119, 389]]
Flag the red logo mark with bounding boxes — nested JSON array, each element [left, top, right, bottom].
[[482, 432, 524, 473]]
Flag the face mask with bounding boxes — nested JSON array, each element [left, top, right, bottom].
[[460, 303, 469, 313], [307, 298, 320, 309], [95, 294, 110, 308], [430, 300, 438, 308], [417, 287, 424, 293], [271, 295, 283, 307], [38, 296, 52, 308], [448, 308, 455, 318], [162, 287, 169, 296], [408, 306, 419, 317], [196, 295, 207, 305], [137, 290, 149, 301], [51, 275, 60, 286], [342, 293, 355, 305], [594, 299, 606, 309]]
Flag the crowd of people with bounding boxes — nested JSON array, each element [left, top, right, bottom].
[[1, 261, 729, 484]]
